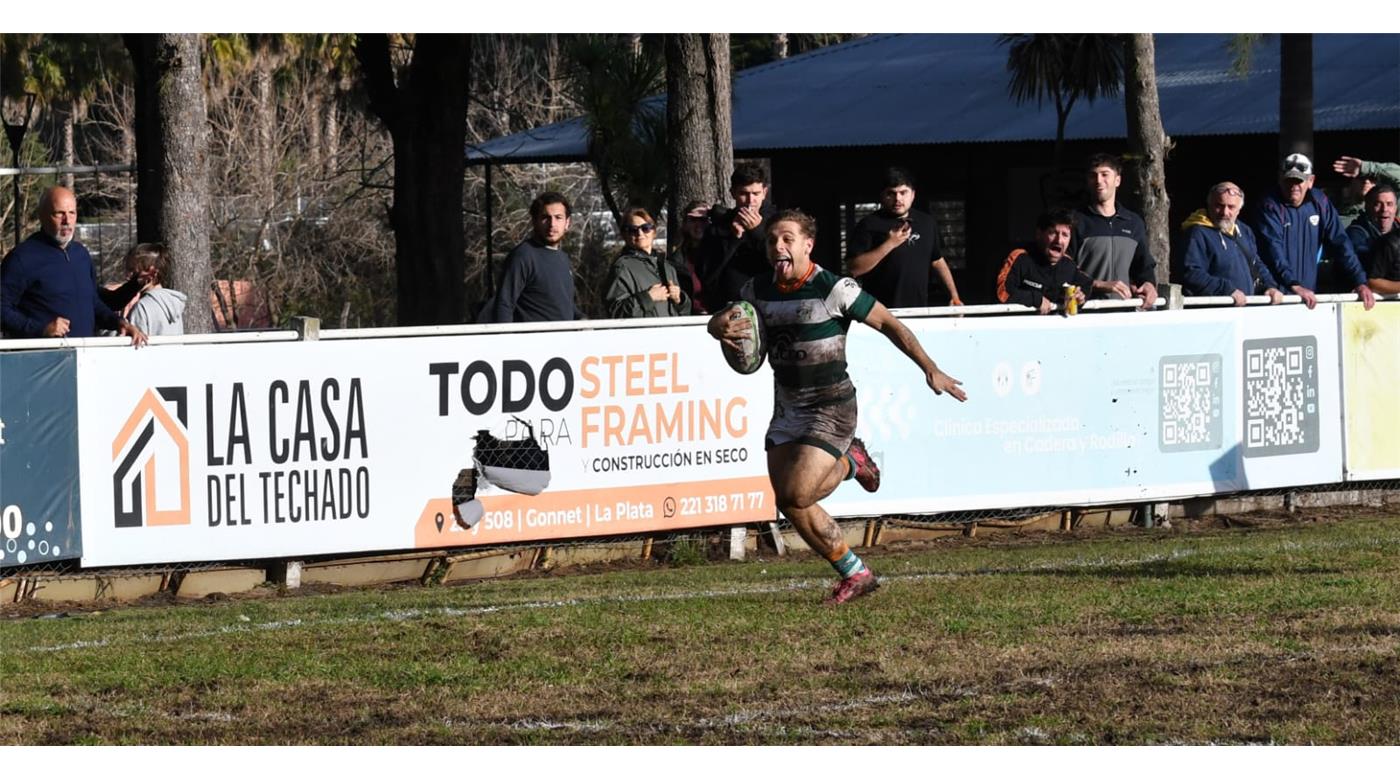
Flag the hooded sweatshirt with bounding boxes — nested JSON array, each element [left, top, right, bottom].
[[1173, 210, 1279, 297], [128, 287, 187, 336]]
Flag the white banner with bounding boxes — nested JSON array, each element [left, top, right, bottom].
[[71, 302, 1372, 567], [823, 304, 1345, 517], [76, 326, 774, 566]]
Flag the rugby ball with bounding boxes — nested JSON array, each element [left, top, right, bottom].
[[721, 301, 766, 375]]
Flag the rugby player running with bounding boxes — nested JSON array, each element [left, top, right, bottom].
[[708, 209, 967, 605]]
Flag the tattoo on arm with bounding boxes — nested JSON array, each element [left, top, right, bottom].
[[881, 316, 934, 372]]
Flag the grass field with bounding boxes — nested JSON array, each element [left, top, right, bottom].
[[3, 512, 1400, 745]]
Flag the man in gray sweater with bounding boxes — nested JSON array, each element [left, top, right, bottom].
[[481, 192, 583, 323]]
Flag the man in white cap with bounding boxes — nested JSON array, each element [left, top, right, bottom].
[[1251, 153, 1375, 310]]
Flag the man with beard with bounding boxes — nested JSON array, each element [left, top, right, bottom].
[[1, 186, 146, 345], [845, 167, 963, 308], [1174, 182, 1285, 305], [1069, 153, 1159, 310], [481, 192, 583, 323], [996, 208, 1111, 314], [708, 209, 967, 605], [1253, 153, 1375, 310]]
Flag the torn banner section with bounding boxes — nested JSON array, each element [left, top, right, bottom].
[[453, 420, 553, 529]]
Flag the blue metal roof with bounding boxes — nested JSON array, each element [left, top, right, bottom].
[[467, 33, 1400, 164]]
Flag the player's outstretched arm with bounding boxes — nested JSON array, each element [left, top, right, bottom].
[[863, 302, 968, 402]]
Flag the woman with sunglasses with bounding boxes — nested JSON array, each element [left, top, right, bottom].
[[605, 207, 692, 318]]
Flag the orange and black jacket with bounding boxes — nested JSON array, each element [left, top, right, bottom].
[[995, 244, 1095, 308]]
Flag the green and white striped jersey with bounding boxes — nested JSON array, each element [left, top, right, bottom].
[[741, 267, 877, 408]]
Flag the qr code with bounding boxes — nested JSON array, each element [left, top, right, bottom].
[[1159, 354, 1223, 452], [1242, 336, 1319, 457]]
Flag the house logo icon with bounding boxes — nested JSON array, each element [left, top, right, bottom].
[[112, 387, 191, 528]]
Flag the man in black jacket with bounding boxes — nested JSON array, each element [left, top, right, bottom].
[[1070, 152, 1159, 310], [997, 208, 1115, 314], [698, 163, 775, 313]]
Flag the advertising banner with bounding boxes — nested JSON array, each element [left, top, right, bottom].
[[1341, 302, 1400, 479], [69, 301, 1365, 568], [0, 349, 82, 566], [824, 305, 1344, 516], [76, 327, 774, 566]]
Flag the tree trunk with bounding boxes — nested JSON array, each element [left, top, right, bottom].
[[665, 33, 733, 237], [358, 33, 471, 326], [321, 94, 340, 177], [252, 62, 277, 228], [1124, 33, 1172, 287], [772, 33, 789, 60], [628, 34, 643, 58], [124, 33, 214, 334], [544, 34, 562, 122], [1279, 34, 1313, 160], [306, 86, 323, 179], [59, 100, 76, 190]]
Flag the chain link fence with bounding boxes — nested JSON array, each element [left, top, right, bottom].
[[7, 479, 1398, 590]]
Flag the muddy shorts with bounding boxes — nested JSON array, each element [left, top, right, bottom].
[[764, 394, 857, 459]]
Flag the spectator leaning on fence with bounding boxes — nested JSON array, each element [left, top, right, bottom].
[[844, 166, 963, 308], [1333, 155, 1400, 228], [1069, 152, 1158, 310], [479, 192, 584, 324], [604, 207, 690, 318], [1345, 184, 1397, 271], [1366, 231, 1400, 296], [0, 186, 146, 346], [120, 243, 187, 336], [1252, 153, 1375, 311], [1173, 182, 1284, 306], [996, 208, 1101, 315]]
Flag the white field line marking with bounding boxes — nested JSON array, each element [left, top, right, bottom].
[[484, 689, 944, 737], [23, 531, 1399, 655]]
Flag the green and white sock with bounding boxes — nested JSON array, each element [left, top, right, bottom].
[[830, 549, 867, 579]]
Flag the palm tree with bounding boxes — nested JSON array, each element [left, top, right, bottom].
[[1000, 33, 1125, 169], [1, 34, 128, 188], [563, 35, 669, 225]]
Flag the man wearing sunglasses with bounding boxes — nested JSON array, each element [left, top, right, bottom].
[[1252, 153, 1376, 311]]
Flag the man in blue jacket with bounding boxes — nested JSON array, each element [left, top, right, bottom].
[[1174, 182, 1284, 305], [1251, 154, 1375, 311], [1, 186, 146, 344]]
